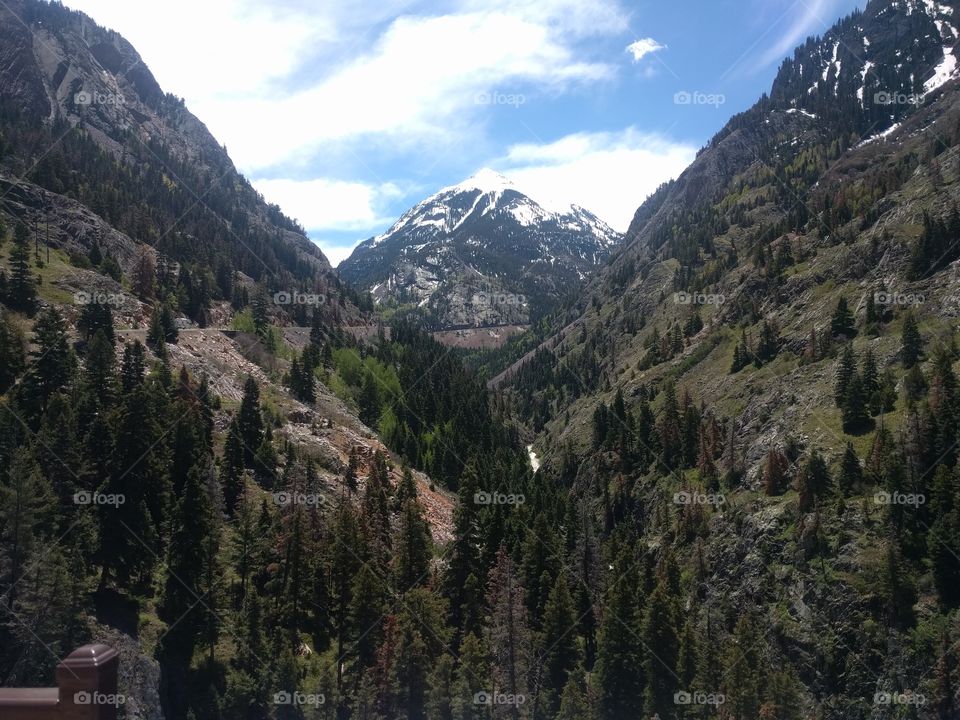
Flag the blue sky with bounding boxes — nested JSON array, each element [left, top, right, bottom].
[[65, 0, 864, 265]]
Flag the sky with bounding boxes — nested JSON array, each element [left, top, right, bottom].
[[63, 0, 865, 266]]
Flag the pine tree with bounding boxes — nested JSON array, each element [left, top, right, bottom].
[[252, 292, 270, 338], [350, 562, 386, 670], [842, 374, 870, 434], [393, 490, 432, 591], [159, 464, 220, 675], [147, 306, 166, 356], [642, 579, 680, 717], [99, 383, 168, 588], [237, 377, 264, 467], [82, 329, 116, 408], [830, 296, 856, 338], [594, 544, 644, 719], [880, 538, 916, 628], [838, 442, 862, 496], [220, 420, 245, 516], [8, 222, 36, 312], [160, 304, 179, 343], [762, 448, 789, 496], [834, 344, 856, 407], [328, 499, 363, 691], [860, 348, 879, 413], [865, 291, 880, 334], [486, 548, 532, 720], [901, 311, 923, 368], [557, 668, 591, 720], [132, 248, 156, 300], [388, 588, 451, 720], [0, 309, 26, 394], [19, 307, 75, 420], [120, 341, 146, 393], [755, 319, 780, 363], [540, 574, 578, 716], [363, 451, 393, 567], [928, 466, 960, 607], [449, 632, 490, 720], [721, 616, 760, 719], [797, 450, 832, 510], [658, 382, 682, 469], [442, 466, 482, 637], [78, 298, 114, 344], [0, 449, 55, 610]]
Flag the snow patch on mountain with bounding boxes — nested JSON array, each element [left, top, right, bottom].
[[923, 46, 958, 94]]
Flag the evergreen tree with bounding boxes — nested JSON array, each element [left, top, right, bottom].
[[237, 377, 264, 467], [842, 374, 870, 434], [928, 466, 960, 607], [834, 344, 856, 407], [557, 668, 591, 720], [8, 222, 36, 312], [721, 616, 760, 719], [797, 450, 832, 510], [485, 549, 532, 720], [540, 574, 578, 716], [99, 383, 169, 587], [860, 348, 880, 413], [132, 248, 156, 300], [19, 307, 75, 419], [158, 464, 220, 716], [77, 297, 114, 344], [755, 319, 780, 363], [595, 545, 644, 719], [393, 490, 432, 591], [901, 311, 923, 368], [830, 296, 856, 338], [0, 449, 55, 610], [147, 306, 167, 356], [838, 442, 862, 496], [220, 420, 245, 516], [642, 578, 679, 718], [388, 588, 451, 720], [0, 309, 26, 393], [82, 329, 116, 408], [442, 466, 482, 637], [120, 341, 146, 392]]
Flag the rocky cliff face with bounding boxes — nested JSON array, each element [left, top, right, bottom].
[[0, 0, 339, 298], [340, 169, 621, 329]]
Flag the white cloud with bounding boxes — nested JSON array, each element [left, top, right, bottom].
[[208, 11, 614, 172], [499, 128, 696, 231], [62, 0, 335, 99], [252, 177, 402, 233], [626, 37, 666, 62], [65, 0, 623, 174], [317, 240, 366, 268]]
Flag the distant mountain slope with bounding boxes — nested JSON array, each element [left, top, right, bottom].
[[488, 1, 960, 713], [504, 0, 960, 432], [339, 169, 620, 329]]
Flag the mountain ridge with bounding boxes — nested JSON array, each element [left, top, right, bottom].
[[340, 169, 620, 333]]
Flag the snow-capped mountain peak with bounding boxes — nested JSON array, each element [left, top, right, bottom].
[[340, 171, 623, 330], [443, 167, 518, 196]]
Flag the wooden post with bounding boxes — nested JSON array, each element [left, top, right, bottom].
[[56, 644, 121, 720], [0, 644, 120, 720]]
